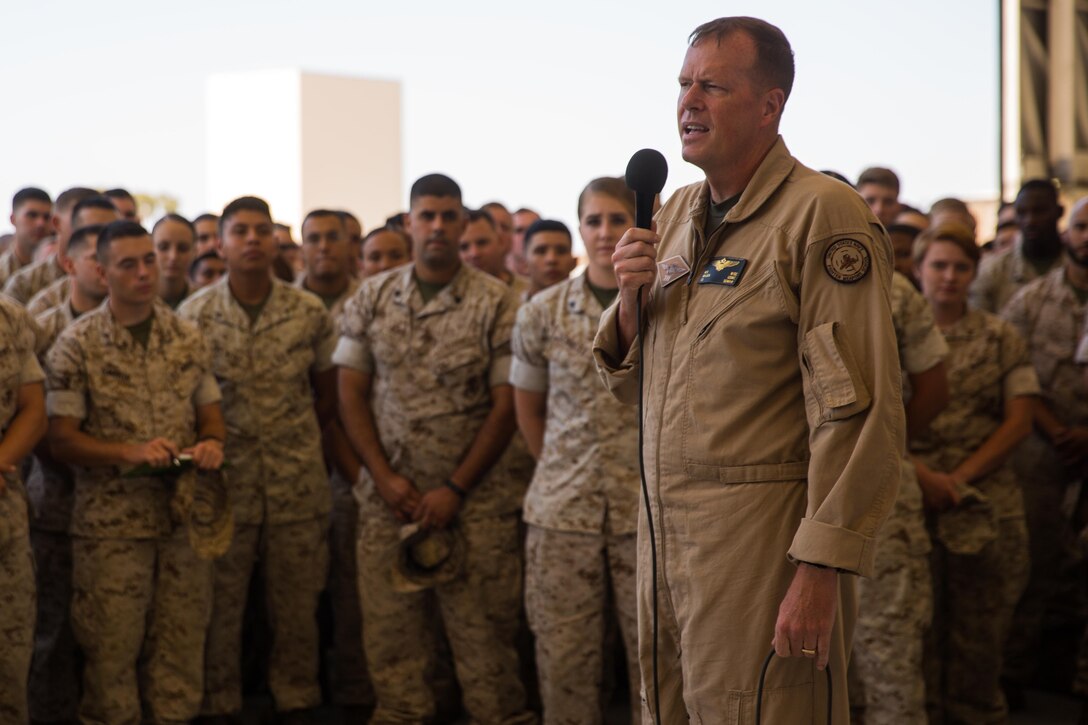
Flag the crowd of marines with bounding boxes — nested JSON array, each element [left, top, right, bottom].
[[0, 163, 1085, 725]]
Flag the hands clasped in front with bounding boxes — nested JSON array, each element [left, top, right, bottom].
[[128, 436, 224, 471], [375, 471, 461, 530], [772, 562, 839, 671]]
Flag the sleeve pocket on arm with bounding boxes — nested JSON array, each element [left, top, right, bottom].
[[801, 322, 872, 425]]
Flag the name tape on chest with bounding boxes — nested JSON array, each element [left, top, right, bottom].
[[657, 255, 691, 287], [824, 239, 871, 284], [698, 256, 748, 286]]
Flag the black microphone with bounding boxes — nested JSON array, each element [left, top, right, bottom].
[[623, 147, 668, 725], [625, 148, 668, 230]]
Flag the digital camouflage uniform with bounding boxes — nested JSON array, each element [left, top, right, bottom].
[[178, 277, 336, 715], [28, 275, 71, 316], [511, 272, 641, 725], [852, 272, 947, 725], [26, 300, 82, 722], [45, 300, 221, 725], [2, 254, 65, 305], [0, 246, 32, 287], [1000, 266, 1088, 688], [969, 240, 1063, 314], [910, 308, 1039, 725], [334, 263, 535, 725], [297, 273, 375, 708], [0, 296, 42, 723]]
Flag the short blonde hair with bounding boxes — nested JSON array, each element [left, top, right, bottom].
[[912, 222, 980, 268]]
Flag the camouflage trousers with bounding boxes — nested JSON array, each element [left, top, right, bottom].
[[29, 527, 80, 722], [524, 525, 640, 725], [1004, 434, 1083, 685], [851, 527, 931, 725], [71, 528, 213, 725], [202, 518, 329, 715], [357, 506, 536, 724], [925, 516, 1029, 725], [0, 491, 35, 725], [328, 472, 373, 706]]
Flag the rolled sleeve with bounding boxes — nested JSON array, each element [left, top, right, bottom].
[[489, 354, 512, 388], [193, 373, 222, 406], [790, 230, 904, 577], [19, 352, 44, 386], [332, 336, 373, 374], [592, 300, 642, 406], [1005, 364, 1041, 400], [47, 390, 85, 420], [510, 358, 548, 392]]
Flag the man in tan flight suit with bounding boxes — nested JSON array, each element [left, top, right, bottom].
[[595, 17, 903, 723]]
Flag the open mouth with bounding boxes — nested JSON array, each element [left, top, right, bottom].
[[682, 123, 709, 138]]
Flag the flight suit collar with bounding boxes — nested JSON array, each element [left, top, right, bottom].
[[685, 135, 797, 227], [682, 135, 797, 282]]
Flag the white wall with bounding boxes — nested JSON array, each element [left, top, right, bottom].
[[206, 70, 401, 232]]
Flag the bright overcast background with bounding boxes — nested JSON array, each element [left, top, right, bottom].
[[0, 0, 998, 241]]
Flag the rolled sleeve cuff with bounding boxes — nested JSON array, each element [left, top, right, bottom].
[[788, 518, 876, 578], [193, 373, 222, 407], [901, 330, 948, 375], [510, 358, 548, 392], [490, 355, 512, 388], [592, 305, 642, 405], [332, 336, 373, 374], [19, 353, 44, 386], [1005, 365, 1041, 400], [47, 390, 86, 420]]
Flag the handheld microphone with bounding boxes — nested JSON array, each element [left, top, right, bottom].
[[624, 148, 667, 725], [625, 148, 669, 230]]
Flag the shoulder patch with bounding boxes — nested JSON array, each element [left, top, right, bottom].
[[824, 239, 871, 284]]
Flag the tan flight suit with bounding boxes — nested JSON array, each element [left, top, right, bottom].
[[512, 272, 641, 724], [969, 240, 1063, 314], [28, 275, 70, 315], [178, 277, 336, 715], [297, 273, 375, 708], [851, 272, 947, 724], [45, 300, 222, 724], [910, 308, 1039, 725], [334, 263, 535, 725], [0, 296, 42, 723], [593, 137, 903, 724], [1000, 267, 1088, 689], [2, 254, 65, 304], [26, 300, 82, 721]]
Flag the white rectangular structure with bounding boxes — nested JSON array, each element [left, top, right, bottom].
[[206, 70, 402, 233]]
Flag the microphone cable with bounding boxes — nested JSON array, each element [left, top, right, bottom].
[[636, 285, 663, 725]]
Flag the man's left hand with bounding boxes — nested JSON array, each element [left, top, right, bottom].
[[772, 562, 838, 671], [185, 439, 224, 471], [413, 487, 462, 530]]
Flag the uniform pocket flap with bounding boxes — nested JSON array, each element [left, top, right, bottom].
[[802, 322, 871, 421]]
